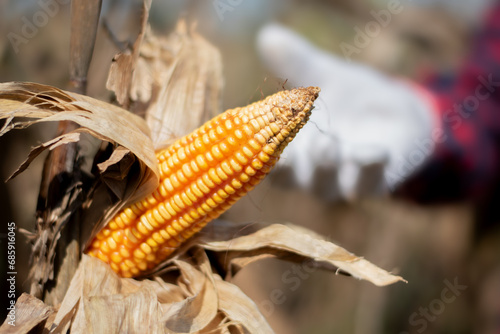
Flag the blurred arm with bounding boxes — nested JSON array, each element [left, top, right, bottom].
[[399, 5, 500, 202]]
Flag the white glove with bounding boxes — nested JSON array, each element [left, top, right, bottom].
[[257, 24, 437, 200]]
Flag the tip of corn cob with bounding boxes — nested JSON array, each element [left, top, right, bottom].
[[256, 86, 320, 154], [87, 86, 320, 277]]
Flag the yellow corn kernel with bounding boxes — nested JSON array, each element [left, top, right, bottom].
[[137, 221, 149, 236], [133, 248, 146, 259], [137, 261, 147, 271], [87, 87, 320, 277], [140, 243, 152, 255], [119, 246, 131, 258], [251, 158, 264, 170], [115, 216, 126, 229], [146, 253, 156, 262], [227, 136, 237, 146], [124, 259, 135, 268], [166, 225, 178, 237], [151, 232, 165, 244], [159, 229, 171, 241], [110, 252, 122, 264], [108, 221, 118, 230], [239, 173, 250, 183], [196, 155, 208, 169], [146, 238, 158, 248], [110, 262, 119, 272], [190, 160, 199, 173], [235, 152, 248, 165], [96, 251, 109, 263]]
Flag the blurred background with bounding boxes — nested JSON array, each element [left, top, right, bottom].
[[1, 0, 499, 333]]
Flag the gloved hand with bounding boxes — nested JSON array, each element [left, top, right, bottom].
[[257, 24, 438, 200]]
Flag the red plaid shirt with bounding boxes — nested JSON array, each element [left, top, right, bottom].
[[400, 4, 500, 208]]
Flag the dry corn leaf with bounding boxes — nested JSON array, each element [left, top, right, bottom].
[[105, 0, 152, 107], [85, 289, 161, 333], [161, 249, 218, 333], [108, 20, 223, 149], [51, 254, 164, 333], [0, 293, 54, 333], [42, 252, 266, 333], [197, 220, 405, 286], [214, 276, 274, 334], [0, 81, 159, 205], [96, 145, 138, 199], [141, 21, 223, 149], [6, 132, 81, 181], [42, 217, 405, 333]]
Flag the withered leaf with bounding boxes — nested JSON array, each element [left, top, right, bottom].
[[49, 255, 161, 333], [142, 21, 223, 149], [96, 145, 137, 200], [107, 20, 223, 149], [6, 132, 81, 181], [162, 249, 218, 333], [215, 276, 274, 334], [105, 0, 152, 106], [46, 253, 270, 334], [197, 221, 405, 287], [84, 288, 162, 334], [0, 81, 159, 206], [0, 293, 54, 333]]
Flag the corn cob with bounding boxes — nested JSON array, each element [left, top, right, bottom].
[[87, 87, 320, 277]]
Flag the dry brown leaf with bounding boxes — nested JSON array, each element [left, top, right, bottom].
[[6, 132, 81, 181], [214, 276, 274, 334], [162, 249, 218, 333], [197, 221, 405, 287], [48, 255, 161, 333], [142, 21, 223, 149], [44, 252, 271, 334], [105, 0, 152, 106], [0, 81, 159, 206], [0, 293, 54, 333], [96, 145, 138, 199], [84, 288, 162, 334], [109, 20, 223, 149]]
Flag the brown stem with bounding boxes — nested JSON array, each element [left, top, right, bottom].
[[29, 0, 103, 301], [69, 0, 103, 94]]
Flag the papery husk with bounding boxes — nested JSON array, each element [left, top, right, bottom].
[[105, 0, 152, 107], [7, 251, 271, 334], [0, 293, 54, 333], [107, 20, 223, 149], [1, 220, 404, 333], [196, 221, 405, 286], [0, 81, 159, 206]]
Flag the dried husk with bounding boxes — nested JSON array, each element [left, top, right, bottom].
[[108, 19, 223, 149], [196, 221, 404, 287], [0, 82, 159, 206], [105, 0, 152, 107], [0, 293, 54, 333]]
